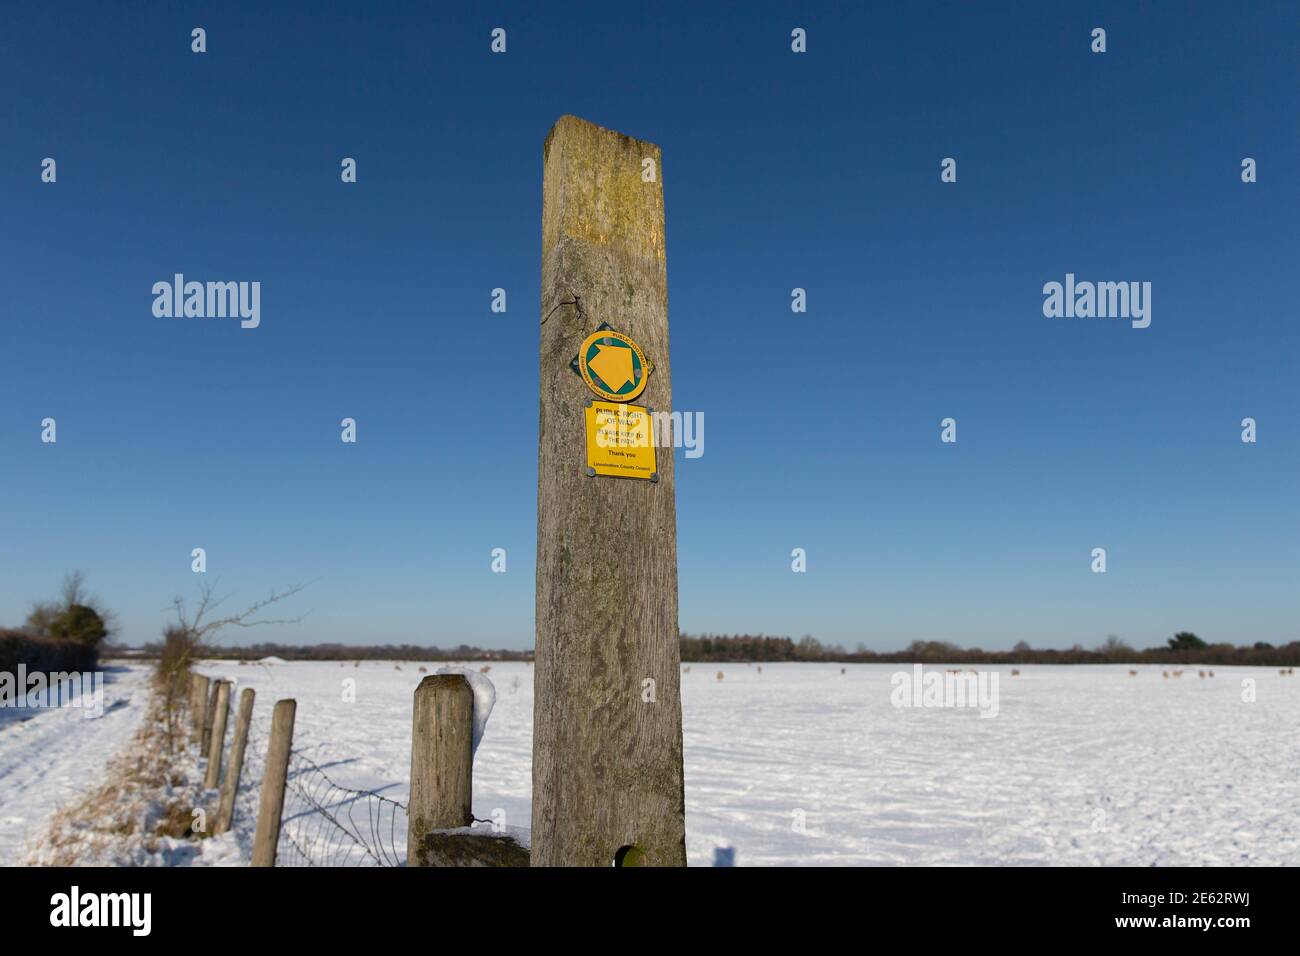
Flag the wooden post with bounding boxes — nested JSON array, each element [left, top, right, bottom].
[[201, 679, 219, 755], [203, 680, 231, 788], [187, 674, 198, 741], [215, 687, 255, 834], [190, 674, 210, 747], [534, 115, 687, 866], [251, 698, 296, 867], [406, 675, 473, 866]]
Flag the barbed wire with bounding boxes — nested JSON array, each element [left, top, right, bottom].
[[240, 718, 408, 867], [280, 750, 407, 866]]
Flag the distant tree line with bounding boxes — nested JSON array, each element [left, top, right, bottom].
[[128, 640, 535, 663], [678, 631, 1300, 666], [105, 629, 1300, 668]]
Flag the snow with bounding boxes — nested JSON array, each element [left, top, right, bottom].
[[434, 665, 496, 757], [7, 660, 1300, 866], [186, 660, 1300, 866], [0, 663, 152, 863]]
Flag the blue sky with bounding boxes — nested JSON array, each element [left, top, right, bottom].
[[2, 2, 1296, 650]]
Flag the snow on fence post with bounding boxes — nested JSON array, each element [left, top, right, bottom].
[[251, 698, 297, 867], [406, 674, 473, 866], [534, 115, 687, 866], [204, 680, 231, 788], [190, 674, 210, 747], [215, 687, 255, 835]]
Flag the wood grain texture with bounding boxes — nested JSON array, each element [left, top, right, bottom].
[[215, 687, 255, 834], [533, 115, 687, 867], [203, 680, 231, 789], [407, 674, 474, 865], [201, 678, 218, 754], [251, 698, 296, 867], [190, 674, 210, 746]]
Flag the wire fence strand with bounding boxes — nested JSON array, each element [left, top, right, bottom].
[[241, 719, 407, 867]]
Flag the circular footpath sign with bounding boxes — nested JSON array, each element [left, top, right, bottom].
[[577, 329, 653, 402]]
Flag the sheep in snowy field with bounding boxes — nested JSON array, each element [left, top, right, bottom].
[[757, 665, 762, 673], [1172, 670, 1183, 678], [1198, 671, 1206, 678], [840, 667, 846, 675], [1011, 669, 1020, 676], [716, 671, 724, 681], [682, 666, 691, 674], [1162, 671, 1169, 678], [418, 666, 427, 673], [1129, 670, 1138, 676], [1208, 671, 1215, 677], [479, 665, 491, 674]]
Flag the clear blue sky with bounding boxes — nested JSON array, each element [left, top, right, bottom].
[[2, 2, 1296, 650]]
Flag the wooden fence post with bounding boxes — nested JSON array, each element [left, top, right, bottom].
[[251, 698, 296, 867], [190, 674, 210, 747], [215, 687, 255, 834], [406, 674, 473, 866], [533, 115, 687, 866], [203, 680, 232, 788], [201, 679, 220, 754]]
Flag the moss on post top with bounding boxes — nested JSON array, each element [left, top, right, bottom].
[[542, 115, 665, 267]]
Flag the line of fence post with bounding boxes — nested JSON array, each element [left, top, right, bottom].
[[190, 673, 210, 746], [215, 687, 256, 835], [251, 698, 297, 867], [204, 680, 232, 789], [406, 674, 473, 866]]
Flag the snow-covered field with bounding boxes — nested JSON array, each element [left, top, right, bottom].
[[191, 660, 1300, 866], [6, 660, 1299, 866], [0, 664, 152, 863]]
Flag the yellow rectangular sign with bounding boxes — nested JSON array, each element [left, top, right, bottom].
[[585, 401, 657, 480]]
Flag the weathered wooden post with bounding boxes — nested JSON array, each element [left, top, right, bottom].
[[406, 674, 473, 866], [534, 115, 687, 866], [190, 674, 210, 747], [250, 698, 296, 867], [203, 680, 231, 788], [214, 688, 255, 834], [201, 679, 220, 754]]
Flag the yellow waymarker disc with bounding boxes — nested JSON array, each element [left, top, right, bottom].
[[577, 330, 652, 402]]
